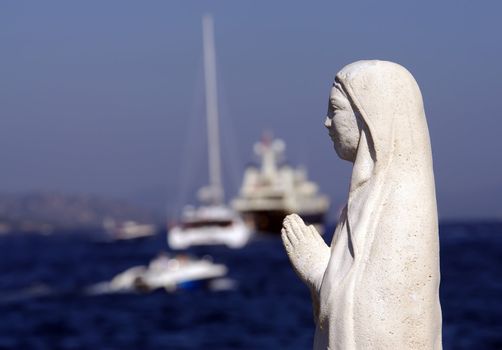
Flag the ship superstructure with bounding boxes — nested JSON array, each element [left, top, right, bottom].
[[231, 135, 329, 234]]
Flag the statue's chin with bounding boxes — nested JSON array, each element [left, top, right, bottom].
[[334, 143, 355, 163]]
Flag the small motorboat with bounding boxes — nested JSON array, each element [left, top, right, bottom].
[[86, 253, 229, 294]]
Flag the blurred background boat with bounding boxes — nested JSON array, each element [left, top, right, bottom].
[[87, 252, 230, 294], [232, 133, 330, 234], [103, 219, 157, 241], [169, 205, 249, 249], [167, 14, 251, 249]]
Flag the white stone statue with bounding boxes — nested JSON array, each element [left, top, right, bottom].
[[282, 60, 442, 349]]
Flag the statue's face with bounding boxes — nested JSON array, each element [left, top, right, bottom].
[[324, 85, 360, 162]]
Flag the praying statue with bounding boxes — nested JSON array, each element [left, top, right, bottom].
[[282, 60, 442, 349]]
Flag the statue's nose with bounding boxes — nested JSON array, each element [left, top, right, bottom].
[[324, 117, 332, 128]]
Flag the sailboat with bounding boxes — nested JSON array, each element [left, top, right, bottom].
[[168, 14, 251, 250]]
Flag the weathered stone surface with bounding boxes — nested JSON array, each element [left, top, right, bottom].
[[282, 60, 442, 349]]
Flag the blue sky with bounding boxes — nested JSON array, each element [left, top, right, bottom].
[[1, 1, 501, 219]]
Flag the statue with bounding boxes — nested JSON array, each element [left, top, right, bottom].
[[282, 60, 442, 349]]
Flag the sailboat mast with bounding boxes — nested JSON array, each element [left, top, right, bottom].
[[202, 14, 223, 206]]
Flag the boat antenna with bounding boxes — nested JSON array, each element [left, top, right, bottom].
[[202, 13, 224, 205]]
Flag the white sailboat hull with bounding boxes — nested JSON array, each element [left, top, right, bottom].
[[168, 219, 250, 249]]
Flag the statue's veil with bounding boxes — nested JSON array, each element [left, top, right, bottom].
[[317, 61, 442, 349]]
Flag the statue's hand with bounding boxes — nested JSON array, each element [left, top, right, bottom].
[[281, 214, 330, 293]]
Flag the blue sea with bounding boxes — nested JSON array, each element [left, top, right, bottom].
[[0, 222, 500, 350]]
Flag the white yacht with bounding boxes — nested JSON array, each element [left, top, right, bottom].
[[168, 205, 249, 249], [231, 134, 330, 234], [168, 14, 251, 249]]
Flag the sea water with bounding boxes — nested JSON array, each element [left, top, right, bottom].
[[0, 222, 500, 349]]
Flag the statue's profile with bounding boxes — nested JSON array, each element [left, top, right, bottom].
[[282, 60, 442, 349]]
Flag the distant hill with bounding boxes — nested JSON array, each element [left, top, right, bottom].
[[0, 192, 161, 234]]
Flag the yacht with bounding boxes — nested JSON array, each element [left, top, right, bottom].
[[231, 134, 330, 234], [169, 205, 249, 249]]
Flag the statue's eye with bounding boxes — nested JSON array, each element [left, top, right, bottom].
[[331, 99, 344, 110]]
